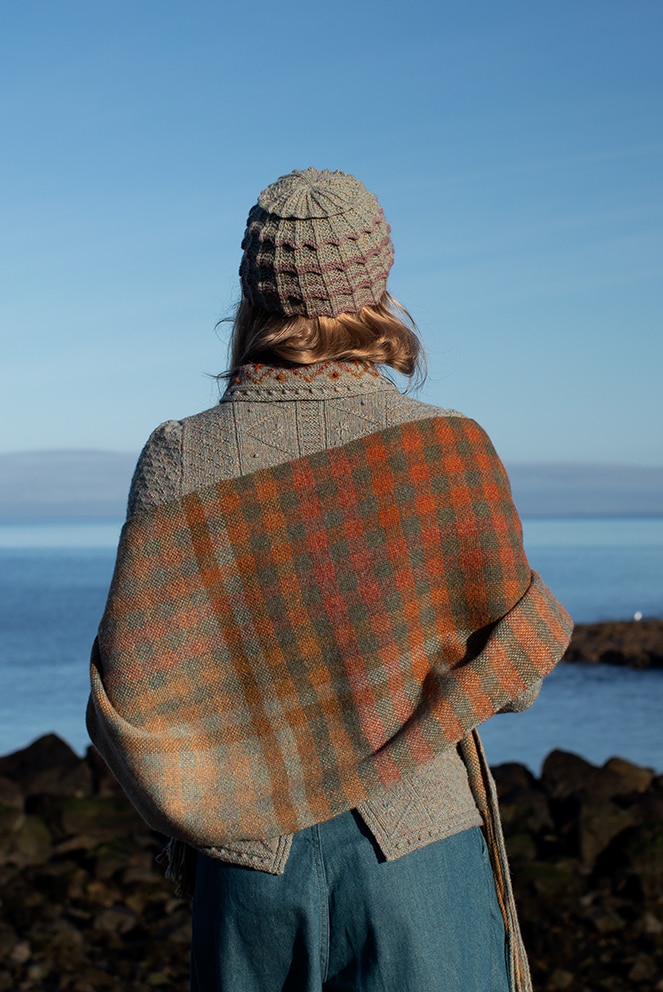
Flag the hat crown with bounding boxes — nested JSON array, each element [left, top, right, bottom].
[[240, 167, 393, 318], [257, 168, 366, 220]]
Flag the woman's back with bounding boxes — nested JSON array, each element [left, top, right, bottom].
[[128, 360, 457, 515], [88, 167, 572, 992], [126, 358, 485, 875]]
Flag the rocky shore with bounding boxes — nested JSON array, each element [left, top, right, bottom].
[[0, 618, 661, 990], [495, 753, 662, 991], [563, 619, 663, 669], [0, 732, 661, 992]]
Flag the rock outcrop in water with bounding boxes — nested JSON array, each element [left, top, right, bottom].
[[0, 735, 661, 992], [563, 619, 663, 669]]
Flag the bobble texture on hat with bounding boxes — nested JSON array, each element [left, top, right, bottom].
[[239, 168, 394, 318]]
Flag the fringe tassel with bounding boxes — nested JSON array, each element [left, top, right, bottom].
[[460, 731, 533, 992], [156, 838, 197, 899]]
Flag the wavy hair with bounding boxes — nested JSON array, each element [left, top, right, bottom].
[[224, 292, 426, 386]]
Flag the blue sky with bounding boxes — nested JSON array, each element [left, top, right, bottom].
[[1, 1, 661, 465]]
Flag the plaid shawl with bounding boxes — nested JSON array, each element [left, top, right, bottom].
[[87, 415, 572, 849]]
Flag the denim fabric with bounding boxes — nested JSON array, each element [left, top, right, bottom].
[[191, 812, 510, 992]]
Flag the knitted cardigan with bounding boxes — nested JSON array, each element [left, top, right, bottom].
[[87, 363, 573, 992], [121, 361, 532, 875]]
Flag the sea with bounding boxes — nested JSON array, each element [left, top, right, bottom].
[[0, 517, 662, 774]]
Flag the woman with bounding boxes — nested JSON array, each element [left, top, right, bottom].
[[88, 168, 572, 992]]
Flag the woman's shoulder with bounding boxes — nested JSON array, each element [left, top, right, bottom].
[[126, 418, 184, 519], [383, 390, 469, 429], [126, 406, 218, 515], [383, 395, 506, 469], [138, 403, 227, 455], [128, 403, 243, 518], [127, 395, 487, 519]]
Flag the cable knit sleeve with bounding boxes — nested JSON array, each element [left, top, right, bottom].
[[126, 420, 183, 520]]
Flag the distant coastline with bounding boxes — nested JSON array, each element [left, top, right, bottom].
[[0, 451, 136, 521], [1, 449, 663, 519]]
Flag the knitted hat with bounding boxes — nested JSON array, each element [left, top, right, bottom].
[[239, 168, 394, 318]]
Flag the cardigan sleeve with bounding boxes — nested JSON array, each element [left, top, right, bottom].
[[126, 420, 183, 519]]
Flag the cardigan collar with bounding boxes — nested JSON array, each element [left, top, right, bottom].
[[221, 360, 399, 403]]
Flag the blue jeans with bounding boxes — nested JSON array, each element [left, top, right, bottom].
[[191, 812, 510, 992]]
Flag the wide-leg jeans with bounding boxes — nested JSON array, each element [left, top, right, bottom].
[[191, 811, 511, 992]]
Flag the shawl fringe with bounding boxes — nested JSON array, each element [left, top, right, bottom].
[[460, 731, 533, 992]]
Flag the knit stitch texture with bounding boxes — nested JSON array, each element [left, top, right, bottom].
[[239, 169, 394, 317]]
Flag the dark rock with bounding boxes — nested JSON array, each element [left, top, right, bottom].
[[0, 814, 52, 866], [603, 756, 655, 793], [546, 968, 574, 990], [59, 794, 145, 839], [0, 804, 23, 835], [93, 906, 138, 934], [563, 619, 663, 668], [86, 744, 126, 798], [514, 857, 580, 897], [627, 954, 657, 982], [585, 904, 626, 933], [0, 777, 23, 810], [542, 749, 606, 799], [8, 940, 31, 964], [601, 823, 663, 902], [0, 734, 92, 797], [493, 762, 554, 843], [637, 911, 663, 936], [499, 786, 554, 837], [619, 781, 663, 824], [502, 830, 538, 862], [91, 838, 136, 880], [0, 924, 18, 961], [0, 734, 660, 991], [541, 749, 653, 804], [492, 762, 537, 795], [577, 798, 638, 865]]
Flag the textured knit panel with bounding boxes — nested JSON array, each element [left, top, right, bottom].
[[240, 169, 394, 317], [124, 363, 494, 867], [185, 367, 462, 488], [127, 420, 183, 519]]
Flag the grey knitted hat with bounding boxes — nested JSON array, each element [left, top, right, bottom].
[[239, 168, 394, 318]]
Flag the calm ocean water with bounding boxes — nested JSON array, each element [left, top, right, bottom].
[[0, 517, 662, 771]]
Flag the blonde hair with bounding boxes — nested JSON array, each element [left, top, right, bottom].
[[226, 292, 426, 385]]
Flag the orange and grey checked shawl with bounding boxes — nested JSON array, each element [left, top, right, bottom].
[[87, 416, 572, 850]]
